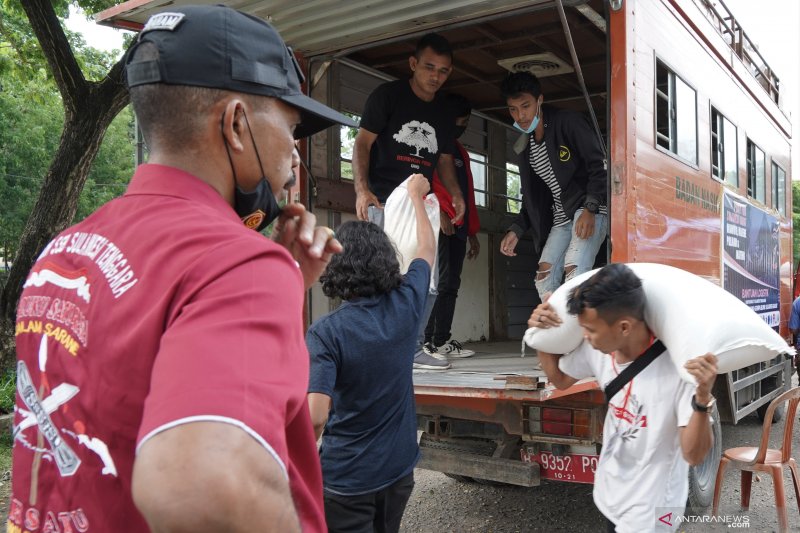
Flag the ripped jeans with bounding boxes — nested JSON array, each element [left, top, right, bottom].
[[535, 209, 607, 300]]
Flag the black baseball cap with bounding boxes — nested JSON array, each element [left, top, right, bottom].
[[125, 5, 357, 138]]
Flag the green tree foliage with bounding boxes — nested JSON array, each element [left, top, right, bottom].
[[0, 2, 133, 267], [0, 74, 62, 268], [339, 113, 359, 180], [76, 107, 135, 220], [0, 0, 131, 369]]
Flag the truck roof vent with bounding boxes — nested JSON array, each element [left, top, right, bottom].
[[497, 53, 574, 78]]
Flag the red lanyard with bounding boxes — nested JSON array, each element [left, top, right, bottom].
[[609, 335, 656, 412]]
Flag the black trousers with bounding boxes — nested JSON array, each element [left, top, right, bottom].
[[323, 473, 415, 533], [424, 232, 467, 346]]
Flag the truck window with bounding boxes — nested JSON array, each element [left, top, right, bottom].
[[468, 151, 488, 208], [506, 162, 521, 214], [772, 161, 786, 216], [655, 59, 697, 164], [339, 113, 360, 181], [711, 107, 738, 186], [746, 139, 766, 203]]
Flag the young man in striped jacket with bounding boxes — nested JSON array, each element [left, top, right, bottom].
[[499, 71, 607, 301]]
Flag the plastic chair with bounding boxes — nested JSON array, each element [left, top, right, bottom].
[[712, 386, 800, 532]]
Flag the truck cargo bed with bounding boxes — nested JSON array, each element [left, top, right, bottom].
[[413, 341, 599, 401], [413, 340, 544, 386]]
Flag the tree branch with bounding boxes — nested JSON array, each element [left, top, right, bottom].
[[20, 0, 87, 113]]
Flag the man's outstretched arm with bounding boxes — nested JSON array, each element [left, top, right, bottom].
[[352, 128, 381, 221]]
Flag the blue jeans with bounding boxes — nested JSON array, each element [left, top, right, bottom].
[[535, 209, 607, 299]]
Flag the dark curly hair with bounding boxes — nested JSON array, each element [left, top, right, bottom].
[[320, 221, 404, 300], [566, 263, 646, 324]]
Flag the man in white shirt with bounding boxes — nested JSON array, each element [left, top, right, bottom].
[[529, 263, 718, 532]]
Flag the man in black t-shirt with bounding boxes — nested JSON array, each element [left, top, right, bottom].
[[353, 33, 466, 370], [353, 33, 465, 220]]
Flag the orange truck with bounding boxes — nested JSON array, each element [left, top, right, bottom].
[[412, 0, 793, 509], [99, 0, 792, 510]]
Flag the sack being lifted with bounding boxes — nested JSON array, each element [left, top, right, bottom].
[[383, 175, 440, 291], [523, 262, 794, 384]]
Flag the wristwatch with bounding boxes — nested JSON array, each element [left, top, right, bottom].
[[691, 394, 716, 413], [584, 200, 599, 214]]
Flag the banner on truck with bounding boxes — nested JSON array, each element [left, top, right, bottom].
[[722, 190, 780, 327]]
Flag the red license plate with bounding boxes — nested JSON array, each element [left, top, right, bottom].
[[520, 449, 598, 484]]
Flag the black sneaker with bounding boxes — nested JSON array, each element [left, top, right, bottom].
[[437, 339, 475, 358], [423, 342, 448, 360]]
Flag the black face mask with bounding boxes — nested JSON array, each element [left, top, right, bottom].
[[454, 125, 467, 139], [223, 110, 283, 232], [234, 176, 282, 232]]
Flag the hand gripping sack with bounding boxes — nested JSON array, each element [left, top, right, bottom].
[[383, 176, 440, 291], [523, 263, 794, 383]]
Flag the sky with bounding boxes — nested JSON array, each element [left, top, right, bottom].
[[64, 5, 127, 57], [721, 0, 800, 182], [65, 1, 799, 178]]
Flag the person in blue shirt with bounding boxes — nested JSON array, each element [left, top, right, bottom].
[[789, 295, 800, 377], [306, 174, 435, 533]]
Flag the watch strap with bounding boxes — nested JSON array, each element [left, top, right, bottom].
[[691, 394, 716, 412]]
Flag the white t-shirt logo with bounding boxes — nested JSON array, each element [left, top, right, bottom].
[[393, 121, 438, 157]]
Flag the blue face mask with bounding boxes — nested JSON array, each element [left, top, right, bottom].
[[512, 98, 542, 134], [513, 115, 539, 134]]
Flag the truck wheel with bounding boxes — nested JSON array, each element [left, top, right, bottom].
[[687, 404, 722, 510], [757, 402, 784, 423], [756, 375, 785, 423]]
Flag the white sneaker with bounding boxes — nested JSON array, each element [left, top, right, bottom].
[[413, 351, 451, 370], [437, 340, 475, 358]]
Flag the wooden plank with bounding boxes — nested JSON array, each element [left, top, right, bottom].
[[506, 270, 535, 288], [313, 177, 357, 213], [497, 375, 546, 390], [488, 120, 511, 341], [508, 323, 527, 339], [507, 288, 540, 307], [507, 305, 533, 324]]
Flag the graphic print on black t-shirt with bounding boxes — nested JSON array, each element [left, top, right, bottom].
[[360, 80, 455, 202], [393, 120, 438, 157]]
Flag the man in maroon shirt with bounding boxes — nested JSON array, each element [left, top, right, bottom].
[[9, 5, 354, 532]]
